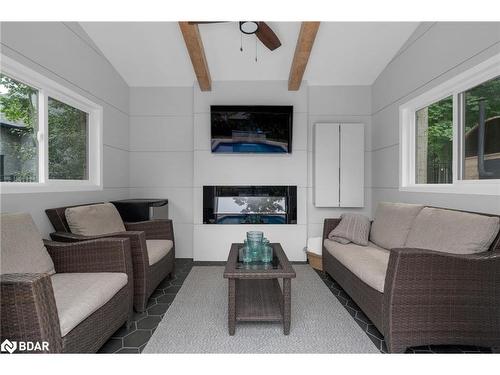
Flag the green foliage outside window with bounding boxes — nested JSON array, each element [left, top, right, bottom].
[[0, 74, 38, 181], [0, 74, 88, 182], [48, 97, 88, 180]]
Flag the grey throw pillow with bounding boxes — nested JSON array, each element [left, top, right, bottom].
[[328, 213, 371, 246]]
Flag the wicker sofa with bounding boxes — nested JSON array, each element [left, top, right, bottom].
[[322, 203, 500, 353], [45, 203, 175, 312], [0, 213, 133, 353]]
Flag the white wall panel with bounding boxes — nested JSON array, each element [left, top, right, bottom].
[[193, 224, 307, 261], [129, 116, 193, 151], [103, 146, 129, 188], [313, 123, 340, 207], [308, 86, 371, 116], [193, 151, 308, 187], [129, 152, 193, 188], [194, 81, 308, 113], [103, 107, 130, 150], [129, 87, 193, 116], [340, 123, 364, 207]]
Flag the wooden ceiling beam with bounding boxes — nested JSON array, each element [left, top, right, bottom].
[[179, 22, 212, 91], [288, 22, 320, 91]]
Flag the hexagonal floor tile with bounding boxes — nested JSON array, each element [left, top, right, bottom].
[[137, 316, 162, 330], [123, 330, 151, 348]]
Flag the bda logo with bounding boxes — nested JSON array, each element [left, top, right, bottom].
[[1, 339, 17, 354]]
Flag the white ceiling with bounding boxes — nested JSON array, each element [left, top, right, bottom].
[[80, 22, 419, 87]]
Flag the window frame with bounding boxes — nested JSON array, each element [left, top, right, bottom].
[[399, 53, 500, 196], [0, 55, 103, 194]]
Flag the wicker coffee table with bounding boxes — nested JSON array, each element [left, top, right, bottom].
[[223, 243, 296, 335]]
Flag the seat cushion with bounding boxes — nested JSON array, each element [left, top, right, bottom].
[[370, 202, 424, 249], [324, 239, 390, 293], [0, 213, 55, 275], [65, 203, 126, 236], [146, 240, 173, 266], [405, 207, 500, 254], [51, 272, 128, 337], [328, 213, 371, 246]]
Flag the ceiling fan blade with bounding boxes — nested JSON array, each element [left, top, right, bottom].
[[255, 22, 281, 51]]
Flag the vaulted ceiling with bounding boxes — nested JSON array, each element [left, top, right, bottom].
[[80, 22, 419, 88]]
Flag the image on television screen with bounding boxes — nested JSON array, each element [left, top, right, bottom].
[[210, 105, 293, 153]]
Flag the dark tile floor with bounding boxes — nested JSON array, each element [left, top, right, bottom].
[[98, 259, 493, 354], [98, 258, 193, 354]]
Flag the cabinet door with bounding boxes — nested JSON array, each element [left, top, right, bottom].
[[313, 123, 340, 207], [340, 123, 364, 207]]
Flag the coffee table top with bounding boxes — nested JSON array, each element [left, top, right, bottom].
[[223, 243, 296, 279]]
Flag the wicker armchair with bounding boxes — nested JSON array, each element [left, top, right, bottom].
[[46, 203, 175, 312], [0, 213, 133, 353], [322, 208, 500, 353]]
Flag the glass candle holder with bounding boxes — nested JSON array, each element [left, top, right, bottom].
[[261, 245, 273, 263]]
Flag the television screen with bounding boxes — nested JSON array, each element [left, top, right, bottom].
[[210, 105, 293, 153]]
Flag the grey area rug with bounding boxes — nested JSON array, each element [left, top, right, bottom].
[[144, 265, 379, 353]]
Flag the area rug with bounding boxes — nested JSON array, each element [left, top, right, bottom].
[[143, 265, 379, 353]]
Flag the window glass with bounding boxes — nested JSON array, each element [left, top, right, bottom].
[[415, 96, 453, 184], [48, 97, 88, 180], [463, 76, 500, 180], [0, 74, 39, 182]]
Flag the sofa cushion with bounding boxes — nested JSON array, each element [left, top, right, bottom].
[[405, 207, 500, 254], [0, 213, 55, 275], [65, 203, 126, 236], [324, 239, 390, 293], [370, 202, 424, 249], [146, 240, 173, 266], [328, 213, 371, 246], [51, 272, 128, 337]]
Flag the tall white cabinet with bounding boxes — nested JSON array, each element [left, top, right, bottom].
[[313, 123, 364, 207]]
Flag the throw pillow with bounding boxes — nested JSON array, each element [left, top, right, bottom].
[[328, 213, 371, 246]]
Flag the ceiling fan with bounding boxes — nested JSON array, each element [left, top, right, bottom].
[[188, 21, 282, 51]]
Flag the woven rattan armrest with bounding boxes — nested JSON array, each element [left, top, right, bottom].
[[383, 247, 500, 351], [44, 238, 132, 275], [0, 273, 63, 352], [124, 219, 174, 241], [385, 246, 500, 298], [49, 230, 142, 242], [322, 218, 342, 240]]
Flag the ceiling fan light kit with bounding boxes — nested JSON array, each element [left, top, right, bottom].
[[239, 21, 259, 34]]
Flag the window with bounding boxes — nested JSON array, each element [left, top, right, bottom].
[[0, 75, 39, 182], [415, 96, 453, 184], [462, 76, 500, 180], [0, 55, 102, 193], [48, 97, 88, 180], [400, 53, 500, 195]]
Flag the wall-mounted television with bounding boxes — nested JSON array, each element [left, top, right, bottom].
[[210, 105, 293, 153]]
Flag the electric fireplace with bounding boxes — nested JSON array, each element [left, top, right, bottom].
[[203, 186, 297, 224]]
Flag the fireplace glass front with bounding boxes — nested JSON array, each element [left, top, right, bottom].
[[203, 186, 297, 225]]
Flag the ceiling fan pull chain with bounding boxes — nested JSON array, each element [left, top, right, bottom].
[[255, 36, 258, 62], [240, 31, 243, 52]]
